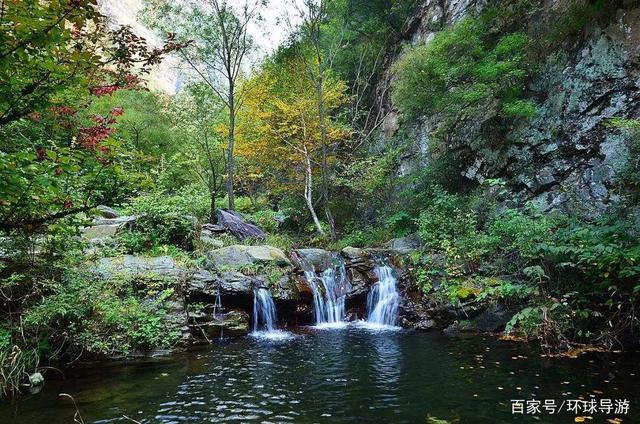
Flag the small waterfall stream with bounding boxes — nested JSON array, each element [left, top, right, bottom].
[[303, 259, 350, 327], [251, 288, 293, 340], [252, 288, 278, 332], [366, 265, 400, 327]]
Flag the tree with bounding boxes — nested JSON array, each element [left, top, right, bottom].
[[143, 0, 263, 211], [0, 0, 181, 232], [170, 84, 227, 223], [236, 57, 348, 235]]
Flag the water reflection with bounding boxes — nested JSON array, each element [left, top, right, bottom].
[[2, 329, 639, 424]]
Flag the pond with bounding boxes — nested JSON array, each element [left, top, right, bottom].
[[1, 326, 638, 423]]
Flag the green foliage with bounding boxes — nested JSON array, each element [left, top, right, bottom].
[[416, 188, 477, 251], [392, 11, 534, 121], [119, 189, 206, 252], [24, 268, 179, 357]]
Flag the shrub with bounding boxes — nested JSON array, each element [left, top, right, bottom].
[[392, 11, 534, 121], [24, 268, 179, 358], [120, 189, 205, 251]]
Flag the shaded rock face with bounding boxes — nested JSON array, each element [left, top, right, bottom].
[[206, 245, 291, 270], [216, 209, 266, 240], [384, 233, 422, 255], [375, 0, 640, 216]]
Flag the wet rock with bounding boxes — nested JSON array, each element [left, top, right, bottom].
[[291, 248, 332, 272], [192, 309, 250, 340], [95, 205, 119, 219], [207, 245, 290, 269], [471, 304, 513, 333], [269, 274, 299, 302], [216, 209, 266, 240]]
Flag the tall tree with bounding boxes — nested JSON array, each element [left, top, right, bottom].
[[170, 84, 227, 223], [236, 57, 348, 235], [289, 0, 341, 237], [143, 0, 263, 212]]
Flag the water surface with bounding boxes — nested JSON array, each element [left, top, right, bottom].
[[2, 327, 638, 423]]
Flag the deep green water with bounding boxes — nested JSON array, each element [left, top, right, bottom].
[[1, 326, 638, 423]]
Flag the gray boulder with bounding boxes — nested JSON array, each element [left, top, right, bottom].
[[207, 245, 290, 269], [291, 248, 332, 272], [94, 255, 181, 281], [216, 209, 266, 240], [384, 233, 422, 255]]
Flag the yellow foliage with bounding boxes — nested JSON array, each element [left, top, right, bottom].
[[235, 57, 350, 196]]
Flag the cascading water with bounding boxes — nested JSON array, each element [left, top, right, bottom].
[[366, 265, 400, 327], [252, 288, 278, 332], [303, 259, 350, 327], [251, 288, 293, 340]]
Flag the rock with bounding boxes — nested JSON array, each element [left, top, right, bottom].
[[94, 255, 181, 281], [384, 233, 422, 255], [193, 310, 250, 340], [341, 246, 366, 260], [471, 304, 513, 333], [81, 215, 137, 243], [216, 209, 266, 240], [95, 205, 119, 219], [207, 245, 290, 269], [269, 274, 300, 302], [186, 269, 219, 300], [218, 271, 256, 295], [291, 248, 332, 272]]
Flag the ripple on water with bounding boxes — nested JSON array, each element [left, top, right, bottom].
[[249, 330, 296, 341], [352, 320, 402, 332]]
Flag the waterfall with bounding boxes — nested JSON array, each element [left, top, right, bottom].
[[366, 265, 400, 327], [252, 288, 278, 332], [303, 260, 349, 327], [251, 288, 293, 340], [212, 282, 223, 318]]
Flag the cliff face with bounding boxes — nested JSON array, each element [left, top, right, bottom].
[[378, 0, 640, 216]]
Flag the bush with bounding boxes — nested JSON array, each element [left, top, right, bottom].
[[24, 268, 179, 358], [120, 189, 206, 252], [392, 11, 534, 121]]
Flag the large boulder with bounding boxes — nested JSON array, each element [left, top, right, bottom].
[[93, 255, 181, 281], [216, 209, 266, 240], [81, 215, 137, 244], [291, 248, 333, 272], [207, 245, 290, 269], [384, 233, 422, 255]]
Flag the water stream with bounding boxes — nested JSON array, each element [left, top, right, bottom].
[[365, 265, 400, 327], [251, 288, 292, 341], [303, 259, 350, 327]]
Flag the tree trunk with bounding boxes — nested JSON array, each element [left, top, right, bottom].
[[303, 145, 324, 236], [227, 87, 235, 210], [210, 187, 217, 224], [314, 79, 336, 238]]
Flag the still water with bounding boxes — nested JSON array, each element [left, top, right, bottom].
[[2, 326, 638, 423]]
